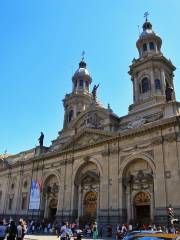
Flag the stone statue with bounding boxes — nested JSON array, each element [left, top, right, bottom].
[[38, 132, 44, 147], [92, 84, 99, 100], [165, 83, 174, 102]]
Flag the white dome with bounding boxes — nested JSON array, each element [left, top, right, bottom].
[[73, 67, 90, 78], [75, 67, 89, 75], [140, 29, 155, 38]]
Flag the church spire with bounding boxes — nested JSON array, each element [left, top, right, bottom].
[[129, 16, 176, 113], [72, 54, 92, 94], [62, 55, 93, 128]]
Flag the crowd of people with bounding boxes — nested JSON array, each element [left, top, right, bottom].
[[0, 219, 27, 240], [0, 218, 180, 240]]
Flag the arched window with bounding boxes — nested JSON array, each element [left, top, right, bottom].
[[74, 80, 77, 87], [155, 79, 161, 90], [141, 77, 150, 93], [79, 79, 84, 88], [143, 43, 147, 52], [149, 42, 155, 50], [68, 110, 74, 122]]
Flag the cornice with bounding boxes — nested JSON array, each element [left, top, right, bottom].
[[1, 116, 179, 172], [129, 54, 176, 75]]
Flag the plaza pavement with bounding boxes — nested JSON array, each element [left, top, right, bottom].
[[24, 235, 114, 240], [24, 235, 58, 240]]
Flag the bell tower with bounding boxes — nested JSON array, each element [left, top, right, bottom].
[[63, 57, 93, 128], [129, 14, 176, 113]]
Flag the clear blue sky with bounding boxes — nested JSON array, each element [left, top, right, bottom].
[[0, 0, 180, 154]]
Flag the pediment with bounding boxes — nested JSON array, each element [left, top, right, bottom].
[[70, 107, 111, 132], [62, 128, 115, 150]]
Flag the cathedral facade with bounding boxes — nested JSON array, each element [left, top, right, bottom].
[[1, 19, 180, 225]]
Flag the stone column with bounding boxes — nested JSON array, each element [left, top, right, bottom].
[[133, 76, 139, 103], [150, 68, 155, 95], [96, 185, 100, 222], [150, 186, 154, 222], [44, 195, 49, 219], [78, 185, 82, 219], [160, 69, 166, 95], [126, 186, 131, 222]]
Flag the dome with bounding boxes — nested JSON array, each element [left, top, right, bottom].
[[72, 59, 92, 81], [140, 21, 155, 38], [74, 67, 90, 77], [140, 29, 155, 38]]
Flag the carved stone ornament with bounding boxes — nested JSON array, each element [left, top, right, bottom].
[[137, 142, 152, 149], [145, 112, 163, 123], [163, 133, 176, 142], [79, 112, 103, 130], [123, 170, 153, 191], [134, 191, 150, 204], [165, 170, 171, 179], [44, 183, 59, 197], [80, 171, 99, 186], [119, 112, 163, 131], [101, 149, 110, 156], [152, 137, 163, 145], [145, 150, 154, 158], [122, 146, 136, 152], [127, 118, 146, 129], [49, 198, 58, 208]]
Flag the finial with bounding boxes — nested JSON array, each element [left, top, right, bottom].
[[107, 103, 113, 112], [79, 51, 87, 68], [144, 12, 149, 22], [81, 50, 85, 61]]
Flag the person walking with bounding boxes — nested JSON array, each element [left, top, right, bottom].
[[60, 222, 67, 240], [0, 220, 7, 240], [92, 222, 98, 240], [6, 221, 17, 240], [17, 221, 23, 240]]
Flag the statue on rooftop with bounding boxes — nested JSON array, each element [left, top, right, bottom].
[[165, 82, 174, 102], [92, 84, 99, 100], [38, 132, 44, 147]]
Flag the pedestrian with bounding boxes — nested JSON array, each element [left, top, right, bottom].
[[0, 220, 6, 240], [99, 224, 103, 238], [65, 223, 73, 240], [107, 224, 112, 237], [60, 222, 67, 240], [92, 222, 98, 240], [6, 221, 17, 240], [17, 221, 23, 240]]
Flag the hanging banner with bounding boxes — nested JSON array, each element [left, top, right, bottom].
[[29, 180, 40, 210]]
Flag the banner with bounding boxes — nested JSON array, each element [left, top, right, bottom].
[[29, 180, 40, 210]]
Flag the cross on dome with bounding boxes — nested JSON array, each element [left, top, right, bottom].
[[81, 50, 85, 61], [144, 12, 149, 22]]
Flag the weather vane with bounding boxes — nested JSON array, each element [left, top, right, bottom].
[[144, 12, 149, 22], [81, 50, 85, 60]]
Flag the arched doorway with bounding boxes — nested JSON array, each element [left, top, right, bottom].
[[73, 161, 100, 224], [84, 191, 97, 217], [48, 198, 58, 222], [134, 191, 151, 224], [42, 175, 59, 222], [122, 158, 154, 223]]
